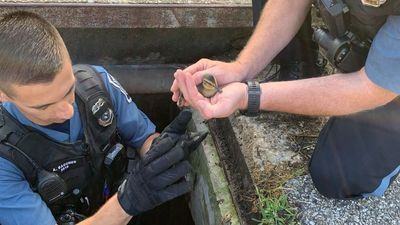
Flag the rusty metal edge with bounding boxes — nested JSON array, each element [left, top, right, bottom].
[[0, 3, 251, 8], [208, 118, 261, 225], [0, 3, 253, 28]]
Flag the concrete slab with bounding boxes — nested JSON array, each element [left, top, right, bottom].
[[231, 113, 326, 168], [0, 0, 252, 28], [1, 0, 250, 4], [230, 112, 326, 188]]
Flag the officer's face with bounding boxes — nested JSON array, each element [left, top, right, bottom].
[[1, 51, 76, 126]]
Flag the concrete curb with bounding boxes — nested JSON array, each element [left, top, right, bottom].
[[189, 111, 240, 225]]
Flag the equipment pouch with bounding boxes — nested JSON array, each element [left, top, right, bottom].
[[104, 143, 127, 192]]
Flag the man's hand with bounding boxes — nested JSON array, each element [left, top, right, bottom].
[[174, 70, 248, 120], [171, 59, 248, 104], [117, 110, 207, 216]]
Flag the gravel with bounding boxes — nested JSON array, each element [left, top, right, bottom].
[[285, 175, 400, 225]]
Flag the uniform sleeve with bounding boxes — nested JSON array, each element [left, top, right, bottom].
[[365, 16, 400, 94], [93, 66, 156, 149], [0, 157, 56, 225]]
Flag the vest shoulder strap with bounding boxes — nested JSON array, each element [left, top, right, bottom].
[[0, 106, 37, 185], [73, 64, 117, 154], [74, 64, 109, 103]]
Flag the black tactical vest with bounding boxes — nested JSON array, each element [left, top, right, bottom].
[[0, 65, 119, 220], [315, 0, 400, 72], [344, 0, 400, 40]]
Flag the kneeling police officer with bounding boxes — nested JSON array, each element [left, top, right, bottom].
[[172, 0, 400, 200]]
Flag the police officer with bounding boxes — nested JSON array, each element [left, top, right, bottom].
[[0, 11, 206, 225], [172, 0, 400, 199]]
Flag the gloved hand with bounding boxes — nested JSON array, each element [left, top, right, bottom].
[[117, 110, 208, 216], [149, 109, 208, 159], [152, 109, 193, 146]]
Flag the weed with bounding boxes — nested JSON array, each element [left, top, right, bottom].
[[253, 186, 297, 225]]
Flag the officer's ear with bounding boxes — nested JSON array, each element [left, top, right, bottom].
[[0, 91, 5, 102], [0, 91, 11, 102]]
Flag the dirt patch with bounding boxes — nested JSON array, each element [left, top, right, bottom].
[[230, 112, 328, 197]]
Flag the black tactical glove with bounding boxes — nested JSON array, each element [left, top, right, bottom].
[[117, 110, 208, 216], [149, 109, 208, 160], [152, 109, 193, 146]]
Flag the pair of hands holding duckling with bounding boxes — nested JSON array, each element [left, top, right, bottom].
[[171, 59, 252, 120]]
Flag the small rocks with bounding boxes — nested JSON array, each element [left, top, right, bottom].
[[285, 175, 400, 225]]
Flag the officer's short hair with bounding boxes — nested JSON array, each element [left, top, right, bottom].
[[0, 11, 66, 97]]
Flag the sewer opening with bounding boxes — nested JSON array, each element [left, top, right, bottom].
[[122, 93, 195, 225], [63, 26, 252, 225]]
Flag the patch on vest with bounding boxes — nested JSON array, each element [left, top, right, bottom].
[[52, 160, 77, 173], [361, 0, 387, 7], [92, 98, 114, 127], [92, 98, 106, 115], [107, 73, 132, 103]]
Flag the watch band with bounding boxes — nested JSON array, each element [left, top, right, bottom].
[[244, 80, 261, 117]]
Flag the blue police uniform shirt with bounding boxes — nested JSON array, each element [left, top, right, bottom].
[[365, 16, 400, 94], [0, 66, 155, 225], [363, 15, 400, 198]]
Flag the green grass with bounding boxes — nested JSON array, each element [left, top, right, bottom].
[[253, 186, 297, 225]]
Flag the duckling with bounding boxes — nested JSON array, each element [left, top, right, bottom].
[[197, 74, 222, 98]]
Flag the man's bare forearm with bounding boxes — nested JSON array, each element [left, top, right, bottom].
[[237, 0, 312, 79], [259, 68, 397, 116]]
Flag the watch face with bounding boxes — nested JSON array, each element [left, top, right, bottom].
[[361, 0, 387, 7]]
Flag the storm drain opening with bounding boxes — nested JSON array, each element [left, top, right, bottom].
[[98, 65, 259, 225], [106, 65, 193, 225], [59, 22, 252, 225]]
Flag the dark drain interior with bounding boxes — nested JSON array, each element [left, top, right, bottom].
[[131, 93, 180, 133], [122, 93, 194, 225]]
